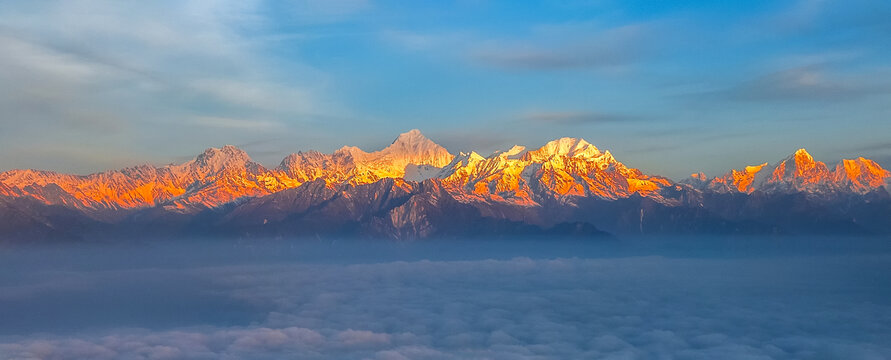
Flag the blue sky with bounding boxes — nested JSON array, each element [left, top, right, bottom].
[[0, 0, 889, 179]]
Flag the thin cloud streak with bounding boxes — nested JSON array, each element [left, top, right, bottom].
[[724, 66, 889, 101], [520, 111, 635, 126], [470, 23, 661, 70]]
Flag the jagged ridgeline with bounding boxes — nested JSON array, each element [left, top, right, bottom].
[[1, 130, 889, 240]]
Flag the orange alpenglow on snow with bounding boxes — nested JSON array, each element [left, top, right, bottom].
[[733, 163, 769, 192], [689, 148, 891, 194], [437, 137, 672, 204], [2, 132, 889, 218], [0, 130, 454, 215], [835, 157, 891, 193], [278, 129, 454, 186], [768, 148, 832, 186]]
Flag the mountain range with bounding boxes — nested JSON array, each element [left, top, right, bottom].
[[1, 130, 889, 241]]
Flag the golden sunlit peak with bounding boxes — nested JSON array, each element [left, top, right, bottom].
[[389, 129, 429, 145], [793, 148, 813, 159], [494, 145, 527, 159], [526, 137, 602, 162]]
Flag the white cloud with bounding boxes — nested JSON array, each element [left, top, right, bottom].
[[0, 244, 889, 359]]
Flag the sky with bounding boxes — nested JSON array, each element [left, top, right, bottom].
[[0, 0, 890, 179]]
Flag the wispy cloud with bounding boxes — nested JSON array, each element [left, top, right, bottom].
[[381, 21, 670, 71], [849, 141, 891, 153], [0, 0, 341, 173], [470, 23, 661, 70], [715, 66, 890, 102], [520, 111, 634, 125]]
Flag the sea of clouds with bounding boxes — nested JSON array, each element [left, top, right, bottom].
[[0, 238, 889, 359]]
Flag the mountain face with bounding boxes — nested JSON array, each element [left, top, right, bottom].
[[0, 130, 452, 218], [1, 131, 889, 241], [435, 138, 672, 206], [278, 129, 453, 186], [685, 148, 891, 195]]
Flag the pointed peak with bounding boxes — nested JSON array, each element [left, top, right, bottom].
[[784, 148, 814, 163], [776, 148, 817, 169], [391, 129, 428, 144], [381, 129, 449, 157], [788, 148, 817, 168], [403, 128, 423, 136]]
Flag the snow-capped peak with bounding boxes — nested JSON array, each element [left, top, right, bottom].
[[334, 145, 367, 159], [390, 129, 425, 145], [791, 148, 815, 167], [191, 145, 255, 172], [380, 129, 446, 156], [834, 157, 891, 193], [278, 130, 454, 185], [692, 148, 890, 195], [499, 145, 527, 159], [768, 148, 826, 182], [524, 137, 602, 162]]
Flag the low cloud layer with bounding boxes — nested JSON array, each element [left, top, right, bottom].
[[0, 240, 889, 359]]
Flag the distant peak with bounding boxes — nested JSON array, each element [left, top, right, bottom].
[[503, 145, 527, 158], [336, 145, 365, 154], [453, 151, 485, 163], [553, 137, 592, 146], [192, 145, 254, 170], [391, 129, 428, 144], [199, 145, 249, 159], [526, 137, 602, 161], [550, 137, 598, 152], [691, 172, 707, 180], [383, 129, 449, 156], [788, 148, 817, 169]]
